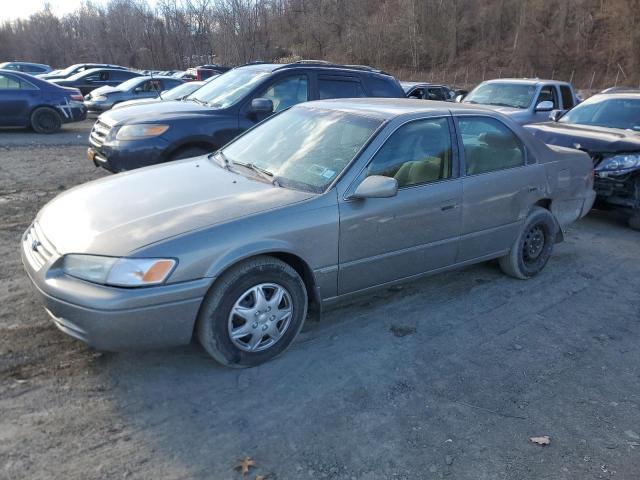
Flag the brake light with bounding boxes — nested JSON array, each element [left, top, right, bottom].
[[69, 89, 83, 101]]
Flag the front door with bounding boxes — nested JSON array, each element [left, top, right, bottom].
[[338, 116, 462, 294]]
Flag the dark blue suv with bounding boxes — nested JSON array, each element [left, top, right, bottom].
[[88, 61, 405, 172], [0, 69, 87, 133]]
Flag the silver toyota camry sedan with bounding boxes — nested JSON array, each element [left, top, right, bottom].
[[22, 99, 596, 367]]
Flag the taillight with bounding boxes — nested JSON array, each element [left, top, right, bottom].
[[69, 89, 83, 101]]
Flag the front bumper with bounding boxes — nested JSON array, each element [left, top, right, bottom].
[[594, 171, 639, 212], [88, 132, 170, 173], [21, 225, 210, 351], [84, 100, 114, 112]]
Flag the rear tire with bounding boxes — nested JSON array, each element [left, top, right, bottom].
[[196, 256, 308, 368], [628, 212, 640, 231], [169, 146, 211, 161], [30, 107, 62, 134], [499, 207, 557, 279]]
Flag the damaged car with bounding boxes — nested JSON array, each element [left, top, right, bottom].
[[526, 90, 640, 229], [23, 99, 595, 367], [0, 69, 86, 133]]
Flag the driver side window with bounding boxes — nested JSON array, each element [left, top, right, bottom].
[[367, 118, 453, 188], [259, 75, 308, 113], [538, 86, 558, 108]]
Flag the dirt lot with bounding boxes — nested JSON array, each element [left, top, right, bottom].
[[1, 120, 640, 480]]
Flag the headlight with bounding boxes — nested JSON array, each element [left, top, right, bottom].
[[115, 124, 170, 141], [596, 154, 640, 171], [93, 95, 107, 102], [62, 254, 176, 287]]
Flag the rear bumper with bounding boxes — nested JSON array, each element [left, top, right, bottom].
[[21, 230, 211, 351]]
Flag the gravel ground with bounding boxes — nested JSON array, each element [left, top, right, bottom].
[[1, 120, 639, 480]]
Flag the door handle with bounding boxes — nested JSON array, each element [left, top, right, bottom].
[[441, 203, 458, 211], [528, 186, 538, 192]]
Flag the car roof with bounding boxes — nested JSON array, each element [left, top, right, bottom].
[[235, 61, 393, 77], [590, 91, 640, 100], [297, 97, 499, 120], [482, 78, 570, 86], [0, 61, 48, 67]]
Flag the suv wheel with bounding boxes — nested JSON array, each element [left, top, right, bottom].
[[196, 256, 308, 368], [499, 207, 557, 279], [30, 107, 62, 134], [628, 212, 640, 231]]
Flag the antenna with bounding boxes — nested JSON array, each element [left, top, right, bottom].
[[149, 70, 162, 100]]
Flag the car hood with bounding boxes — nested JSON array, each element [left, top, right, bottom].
[[525, 122, 640, 154], [37, 157, 314, 257], [113, 98, 160, 110], [99, 100, 213, 126], [463, 103, 523, 115], [88, 86, 120, 97]]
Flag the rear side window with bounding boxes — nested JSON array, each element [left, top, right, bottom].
[[560, 85, 575, 109], [0, 74, 21, 89], [458, 116, 525, 175], [113, 70, 136, 81], [367, 117, 453, 188], [318, 77, 366, 99], [367, 76, 401, 97], [23, 65, 46, 73]]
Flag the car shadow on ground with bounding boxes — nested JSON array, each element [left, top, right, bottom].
[[83, 215, 640, 478]]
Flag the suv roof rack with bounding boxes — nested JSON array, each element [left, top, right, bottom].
[[274, 61, 391, 76], [601, 86, 640, 94]]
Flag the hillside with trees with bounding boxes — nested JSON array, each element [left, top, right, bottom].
[[1, 0, 639, 89]]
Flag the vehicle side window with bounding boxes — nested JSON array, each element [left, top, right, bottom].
[[367, 118, 453, 188], [318, 77, 367, 99], [0, 74, 21, 89], [259, 75, 308, 113], [458, 116, 525, 175], [99, 71, 110, 81], [163, 79, 181, 90], [407, 87, 424, 99], [537, 85, 558, 108], [559, 85, 574, 109], [23, 65, 45, 73], [143, 80, 161, 92], [113, 70, 134, 81], [427, 87, 446, 101], [368, 77, 397, 97]]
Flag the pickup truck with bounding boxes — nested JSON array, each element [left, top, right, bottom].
[[461, 78, 580, 125]]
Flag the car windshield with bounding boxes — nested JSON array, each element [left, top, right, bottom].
[[464, 83, 537, 109], [560, 96, 640, 131], [55, 64, 84, 77], [187, 68, 271, 108], [117, 77, 146, 91], [65, 68, 99, 81], [219, 107, 383, 193], [164, 82, 202, 100]]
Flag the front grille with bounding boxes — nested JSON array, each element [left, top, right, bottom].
[[23, 222, 56, 271], [89, 120, 111, 149]]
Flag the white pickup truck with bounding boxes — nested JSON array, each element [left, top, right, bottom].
[[460, 78, 580, 125]]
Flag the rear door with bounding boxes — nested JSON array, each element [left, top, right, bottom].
[[0, 73, 37, 126], [456, 114, 543, 261], [337, 116, 462, 294]]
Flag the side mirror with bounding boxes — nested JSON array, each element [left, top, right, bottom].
[[536, 100, 554, 112], [549, 109, 564, 122], [455, 94, 464, 103], [351, 175, 398, 199], [250, 98, 274, 114]]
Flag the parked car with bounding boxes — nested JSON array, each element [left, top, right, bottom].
[[38, 63, 128, 81], [401, 81, 456, 101], [52, 68, 142, 95], [0, 69, 86, 133], [525, 90, 640, 229], [23, 99, 595, 366], [87, 61, 406, 172], [461, 79, 580, 124], [84, 76, 184, 112], [0, 61, 52, 74], [112, 80, 206, 110]]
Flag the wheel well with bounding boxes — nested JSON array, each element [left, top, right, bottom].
[[267, 252, 318, 310], [168, 141, 217, 159], [534, 198, 552, 210]]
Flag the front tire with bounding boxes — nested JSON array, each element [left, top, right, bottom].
[[499, 207, 557, 279], [30, 107, 62, 134], [196, 256, 308, 368], [628, 212, 640, 231]]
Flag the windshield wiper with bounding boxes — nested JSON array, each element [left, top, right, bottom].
[[188, 97, 206, 106], [235, 162, 279, 186]]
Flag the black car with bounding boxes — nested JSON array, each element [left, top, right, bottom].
[[38, 63, 128, 81], [400, 81, 456, 101], [0, 69, 86, 133], [87, 61, 406, 172], [52, 68, 142, 95], [84, 76, 184, 112], [525, 90, 640, 229]]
